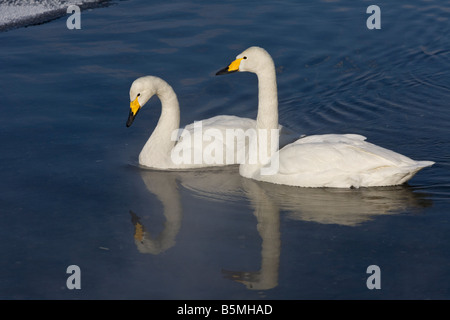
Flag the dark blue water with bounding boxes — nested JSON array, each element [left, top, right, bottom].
[[1, 0, 449, 300]]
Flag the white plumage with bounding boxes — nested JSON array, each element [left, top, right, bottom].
[[216, 47, 434, 188], [126, 75, 297, 169]]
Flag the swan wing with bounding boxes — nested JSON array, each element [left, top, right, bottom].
[[259, 134, 433, 187], [181, 115, 300, 148]]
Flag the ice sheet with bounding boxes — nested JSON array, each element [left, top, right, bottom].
[[0, 0, 108, 31]]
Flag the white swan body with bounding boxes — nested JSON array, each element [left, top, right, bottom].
[[255, 133, 434, 188], [126, 75, 297, 169], [216, 47, 434, 188]]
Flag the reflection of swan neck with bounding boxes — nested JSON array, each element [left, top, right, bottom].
[[256, 64, 278, 132], [245, 180, 281, 290], [139, 80, 180, 166], [255, 196, 280, 290], [133, 171, 183, 255]]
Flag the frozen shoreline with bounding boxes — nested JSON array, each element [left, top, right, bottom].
[[0, 0, 111, 31]]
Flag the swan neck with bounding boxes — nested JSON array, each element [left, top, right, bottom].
[[240, 62, 279, 178], [256, 66, 278, 131], [140, 82, 180, 165]]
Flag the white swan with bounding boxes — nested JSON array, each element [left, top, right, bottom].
[[126, 75, 297, 169], [216, 46, 434, 188]]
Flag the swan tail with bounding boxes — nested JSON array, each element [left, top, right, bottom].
[[414, 160, 435, 169], [375, 160, 435, 186]]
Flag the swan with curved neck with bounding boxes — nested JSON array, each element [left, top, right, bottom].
[[216, 46, 434, 188], [126, 75, 297, 169], [127, 76, 181, 168]]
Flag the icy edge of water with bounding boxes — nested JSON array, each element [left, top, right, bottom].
[[0, 0, 113, 32]]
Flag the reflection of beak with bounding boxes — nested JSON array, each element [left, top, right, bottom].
[[216, 57, 243, 75], [126, 97, 140, 127], [130, 210, 145, 242], [134, 222, 144, 242]]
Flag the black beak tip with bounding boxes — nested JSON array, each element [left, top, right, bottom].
[[216, 66, 234, 76], [126, 109, 137, 127]]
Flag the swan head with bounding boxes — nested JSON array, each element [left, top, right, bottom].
[[126, 76, 161, 127], [216, 46, 274, 76]]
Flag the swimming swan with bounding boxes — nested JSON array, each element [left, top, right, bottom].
[[216, 46, 434, 188], [126, 75, 297, 169]]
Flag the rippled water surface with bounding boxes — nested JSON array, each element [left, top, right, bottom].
[[1, 0, 450, 299]]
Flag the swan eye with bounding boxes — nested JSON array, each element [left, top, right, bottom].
[[137, 93, 141, 97], [243, 56, 247, 59]]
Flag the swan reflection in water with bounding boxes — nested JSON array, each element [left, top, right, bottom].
[[130, 169, 183, 255], [129, 166, 432, 289]]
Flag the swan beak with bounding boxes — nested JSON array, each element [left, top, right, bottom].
[[126, 97, 141, 127], [216, 57, 243, 75]]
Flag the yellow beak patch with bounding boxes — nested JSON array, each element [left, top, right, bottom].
[[130, 96, 141, 116], [227, 58, 243, 72]]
